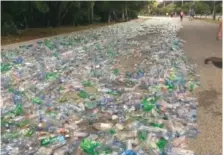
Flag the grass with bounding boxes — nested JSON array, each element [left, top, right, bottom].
[[1, 22, 121, 46], [194, 17, 221, 24]]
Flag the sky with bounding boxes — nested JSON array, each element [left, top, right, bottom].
[[157, 0, 165, 4]]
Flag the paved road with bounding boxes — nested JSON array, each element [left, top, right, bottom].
[[179, 19, 222, 155]]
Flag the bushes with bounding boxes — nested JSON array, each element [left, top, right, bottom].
[[1, 21, 18, 36], [128, 10, 138, 19], [1, 1, 149, 36], [1, 13, 18, 36]]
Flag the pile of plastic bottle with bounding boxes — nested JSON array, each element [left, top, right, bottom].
[[1, 18, 199, 155]]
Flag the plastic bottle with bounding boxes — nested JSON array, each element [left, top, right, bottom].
[[82, 80, 93, 87], [122, 150, 137, 155], [156, 138, 168, 151], [78, 90, 89, 99], [141, 98, 155, 112], [1, 63, 12, 73], [13, 104, 24, 116], [80, 138, 100, 155], [0, 18, 200, 155], [138, 130, 148, 141], [32, 97, 43, 104]]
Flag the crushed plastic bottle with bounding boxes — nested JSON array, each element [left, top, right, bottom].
[[1, 18, 199, 155], [80, 138, 100, 154]]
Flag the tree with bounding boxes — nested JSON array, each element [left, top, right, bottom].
[[166, 3, 176, 14], [216, 2, 222, 14], [212, 0, 216, 20], [1, 0, 148, 35], [203, 1, 222, 19], [1, 1, 50, 28], [194, 1, 211, 15], [89, 1, 95, 23], [125, 1, 128, 21], [57, 2, 72, 27]]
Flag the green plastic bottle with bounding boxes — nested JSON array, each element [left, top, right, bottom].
[[25, 128, 35, 137], [189, 82, 196, 92], [40, 136, 57, 146], [78, 90, 89, 99], [46, 72, 59, 81], [82, 80, 93, 87], [52, 52, 59, 59], [8, 87, 15, 93], [80, 138, 100, 155], [156, 138, 167, 151], [44, 40, 54, 50], [13, 104, 24, 116], [17, 119, 29, 128], [138, 131, 148, 141], [32, 97, 43, 104], [4, 132, 20, 139], [40, 137, 51, 146], [141, 98, 154, 112], [108, 129, 116, 135], [106, 90, 121, 96], [84, 102, 97, 109], [113, 68, 119, 76], [150, 123, 164, 128], [1, 63, 12, 73]]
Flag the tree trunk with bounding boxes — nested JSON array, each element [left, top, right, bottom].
[[48, 2, 61, 28], [212, 0, 216, 20], [56, 3, 71, 27], [122, 10, 125, 21], [125, 2, 128, 21], [91, 2, 94, 24], [108, 12, 111, 23], [29, 2, 34, 27], [24, 16, 28, 29], [91, 6, 94, 23], [88, 9, 90, 24]]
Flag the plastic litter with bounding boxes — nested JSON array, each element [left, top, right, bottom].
[[1, 18, 199, 155]]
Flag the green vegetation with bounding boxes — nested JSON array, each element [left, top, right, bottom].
[[1, 1, 152, 36], [141, 1, 222, 20], [1, 1, 221, 45]]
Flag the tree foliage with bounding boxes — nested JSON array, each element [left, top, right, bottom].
[[146, 1, 222, 16], [194, 1, 211, 14], [1, 1, 149, 36]]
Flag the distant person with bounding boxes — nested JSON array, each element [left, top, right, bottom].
[[189, 9, 192, 21], [190, 9, 195, 21], [180, 10, 184, 22], [191, 9, 195, 18], [217, 19, 222, 40], [166, 12, 169, 16]]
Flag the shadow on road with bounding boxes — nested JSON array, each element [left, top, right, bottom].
[[204, 57, 222, 69]]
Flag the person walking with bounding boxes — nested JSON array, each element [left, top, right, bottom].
[[189, 9, 192, 21], [217, 19, 222, 40], [180, 10, 184, 22], [190, 9, 195, 21]]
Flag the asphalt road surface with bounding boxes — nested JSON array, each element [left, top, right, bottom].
[[179, 18, 222, 155]]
